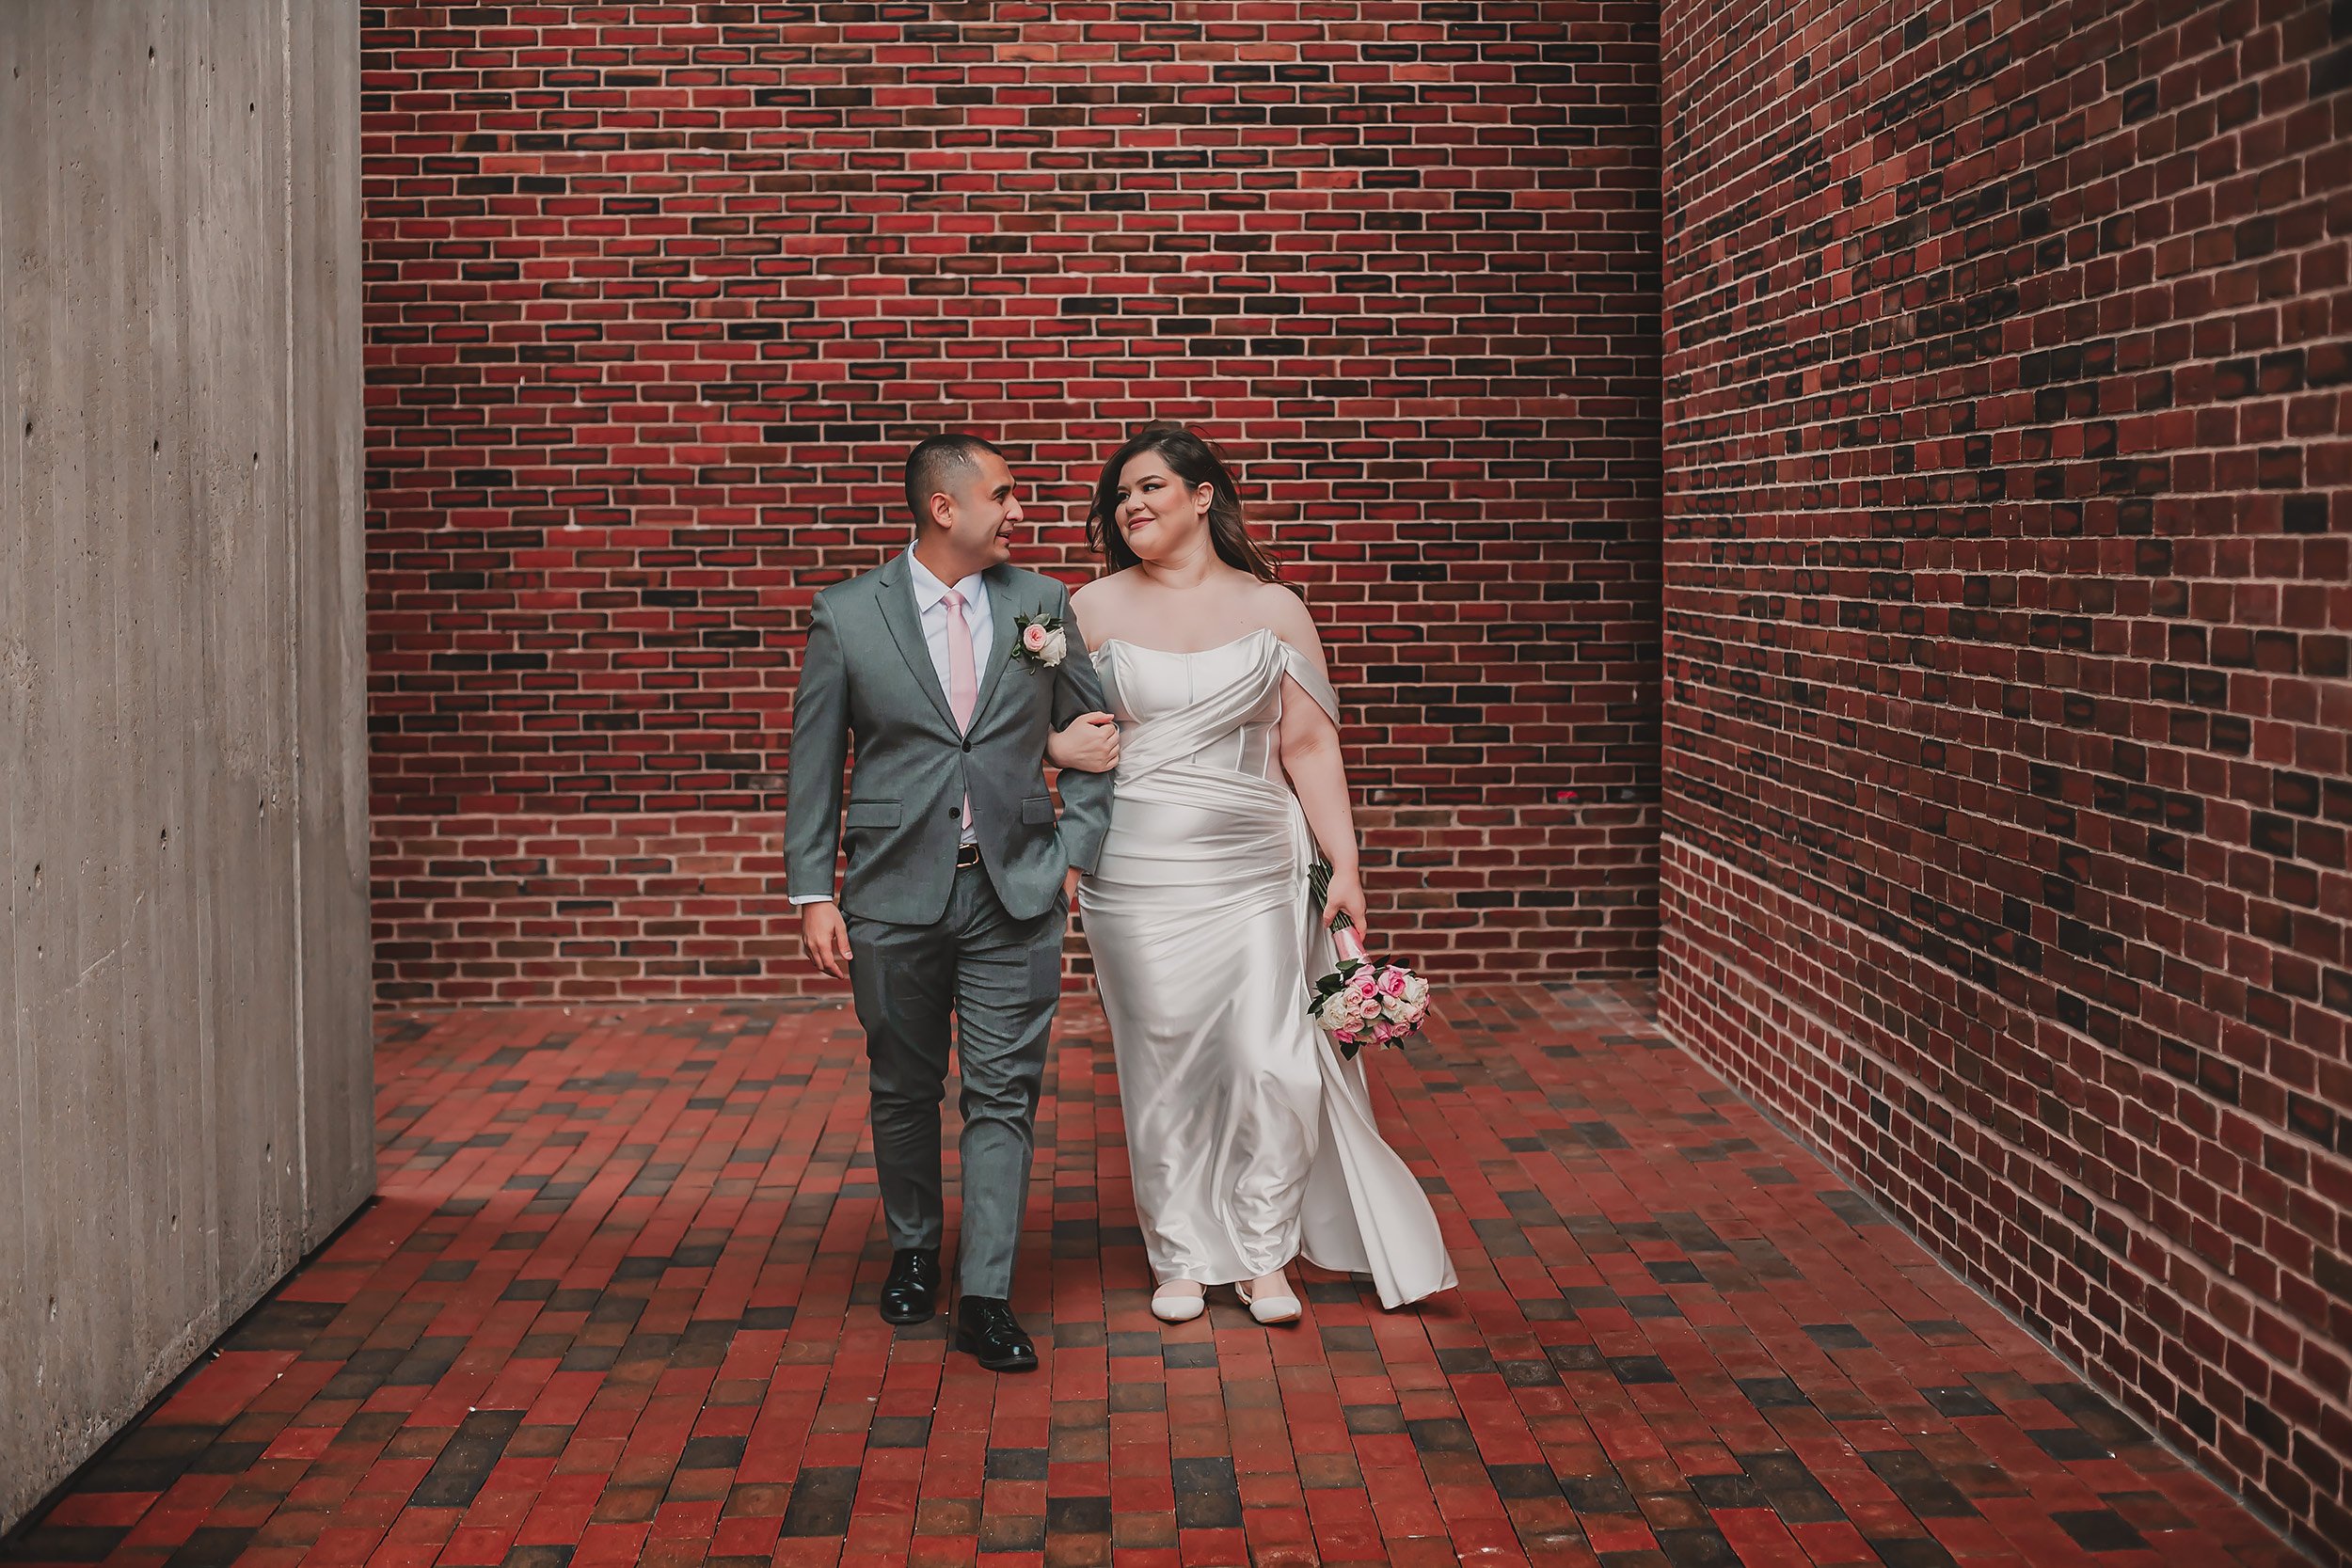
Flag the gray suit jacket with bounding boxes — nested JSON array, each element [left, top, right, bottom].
[[785, 554, 1116, 927]]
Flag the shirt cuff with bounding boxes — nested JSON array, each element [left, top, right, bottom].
[[788, 894, 834, 906]]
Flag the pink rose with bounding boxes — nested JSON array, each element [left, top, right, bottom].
[[1378, 967, 1406, 997], [1023, 623, 1050, 652]]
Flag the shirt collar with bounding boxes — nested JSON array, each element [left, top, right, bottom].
[[906, 549, 985, 612]]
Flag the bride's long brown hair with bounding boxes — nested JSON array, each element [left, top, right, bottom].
[[1087, 424, 1281, 583]]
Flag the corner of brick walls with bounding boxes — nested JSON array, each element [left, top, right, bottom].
[[1657, 0, 2352, 1558], [361, 6, 1665, 1006]]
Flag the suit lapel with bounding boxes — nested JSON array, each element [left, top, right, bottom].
[[970, 563, 1024, 720], [872, 552, 956, 728]]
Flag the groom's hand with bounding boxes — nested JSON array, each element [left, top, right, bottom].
[[1063, 866, 1083, 905], [800, 900, 852, 979]]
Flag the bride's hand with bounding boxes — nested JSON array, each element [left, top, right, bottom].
[[1048, 711, 1120, 772], [1320, 865, 1368, 941]]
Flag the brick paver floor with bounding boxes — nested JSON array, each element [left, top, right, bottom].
[[3, 984, 2306, 1567]]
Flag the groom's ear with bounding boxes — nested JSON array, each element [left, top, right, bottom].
[[917, 487, 954, 535]]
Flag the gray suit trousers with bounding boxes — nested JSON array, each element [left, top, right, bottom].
[[847, 863, 1066, 1299]]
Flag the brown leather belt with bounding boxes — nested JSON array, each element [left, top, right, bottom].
[[955, 843, 982, 869]]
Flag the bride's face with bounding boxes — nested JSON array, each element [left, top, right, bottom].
[[1112, 453, 1215, 563]]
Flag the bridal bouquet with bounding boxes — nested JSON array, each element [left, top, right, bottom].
[[1305, 860, 1432, 1059]]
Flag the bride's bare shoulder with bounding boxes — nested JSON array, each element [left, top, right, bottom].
[[1070, 568, 1138, 624], [1247, 581, 1332, 678], [1249, 580, 1322, 643]]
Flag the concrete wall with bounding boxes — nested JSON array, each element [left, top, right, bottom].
[[0, 0, 370, 1531]]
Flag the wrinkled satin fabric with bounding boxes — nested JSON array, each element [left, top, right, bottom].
[[1079, 628, 1456, 1309]]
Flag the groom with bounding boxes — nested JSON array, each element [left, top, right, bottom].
[[785, 434, 1115, 1372]]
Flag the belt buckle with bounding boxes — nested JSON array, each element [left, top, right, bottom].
[[956, 843, 982, 869]]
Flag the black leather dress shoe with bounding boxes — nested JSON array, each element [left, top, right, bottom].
[[879, 1249, 939, 1324], [953, 1296, 1038, 1372]]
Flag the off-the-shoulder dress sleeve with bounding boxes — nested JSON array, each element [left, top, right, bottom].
[[1277, 639, 1341, 725]]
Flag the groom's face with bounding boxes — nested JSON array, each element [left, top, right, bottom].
[[932, 451, 1023, 570]]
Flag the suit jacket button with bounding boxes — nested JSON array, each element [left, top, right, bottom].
[[961, 740, 972, 752]]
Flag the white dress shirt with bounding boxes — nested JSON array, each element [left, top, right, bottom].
[[791, 551, 989, 905]]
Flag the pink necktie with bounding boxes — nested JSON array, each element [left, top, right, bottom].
[[942, 589, 977, 729], [942, 589, 977, 829]]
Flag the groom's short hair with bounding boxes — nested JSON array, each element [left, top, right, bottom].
[[904, 433, 1004, 528]]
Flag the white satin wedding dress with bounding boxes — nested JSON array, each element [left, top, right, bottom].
[[1079, 627, 1455, 1309]]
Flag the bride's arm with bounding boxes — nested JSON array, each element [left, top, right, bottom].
[[1268, 593, 1370, 938]]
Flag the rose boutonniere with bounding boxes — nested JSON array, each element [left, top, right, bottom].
[[1013, 611, 1068, 669]]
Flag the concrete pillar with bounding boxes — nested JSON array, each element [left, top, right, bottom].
[[0, 0, 370, 1530]]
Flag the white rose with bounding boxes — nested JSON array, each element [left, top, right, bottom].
[[1317, 993, 1351, 1032], [1041, 627, 1068, 666], [1401, 974, 1429, 1008]]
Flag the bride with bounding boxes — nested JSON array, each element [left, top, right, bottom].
[[1045, 424, 1455, 1323]]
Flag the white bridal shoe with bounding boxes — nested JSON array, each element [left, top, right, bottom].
[[1151, 1281, 1206, 1323], [1234, 1273, 1301, 1325]]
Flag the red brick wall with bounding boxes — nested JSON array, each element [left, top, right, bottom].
[[361, 5, 1662, 1005], [1657, 0, 2351, 1556]]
